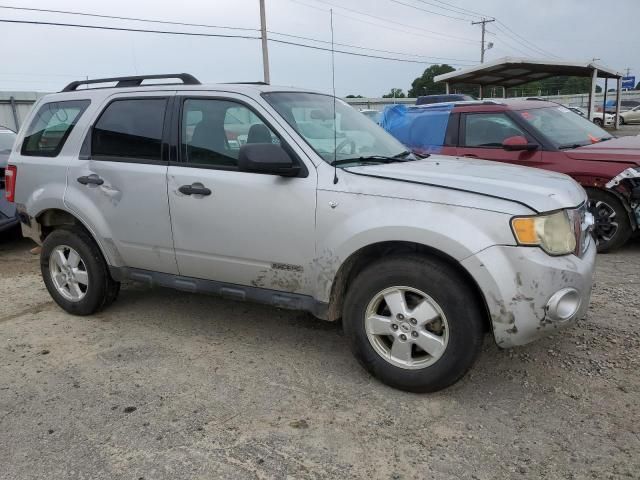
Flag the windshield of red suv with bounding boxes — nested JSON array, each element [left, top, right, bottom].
[[517, 105, 613, 149]]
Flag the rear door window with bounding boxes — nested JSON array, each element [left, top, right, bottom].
[[21, 100, 90, 157], [92, 98, 167, 161]]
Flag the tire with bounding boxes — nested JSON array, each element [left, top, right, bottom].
[[41, 226, 120, 315], [593, 118, 603, 127], [619, 116, 626, 125], [342, 254, 484, 393], [586, 188, 632, 253]]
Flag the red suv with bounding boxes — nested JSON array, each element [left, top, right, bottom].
[[382, 100, 640, 252]]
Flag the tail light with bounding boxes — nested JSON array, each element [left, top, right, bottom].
[[5, 165, 16, 202]]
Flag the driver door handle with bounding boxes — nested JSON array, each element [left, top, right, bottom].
[[77, 174, 104, 186], [179, 184, 212, 196]]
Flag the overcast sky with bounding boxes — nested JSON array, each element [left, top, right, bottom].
[[0, 0, 637, 96]]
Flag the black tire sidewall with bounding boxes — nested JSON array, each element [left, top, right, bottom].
[[587, 188, 632, 253], [41, 227, 110, 315], [343, 255, 484, 393]]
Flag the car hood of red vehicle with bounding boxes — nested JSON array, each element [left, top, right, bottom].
[[563, 136, 640, 165]]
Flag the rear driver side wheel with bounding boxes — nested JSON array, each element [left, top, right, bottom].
[[41, 226, 120, 315]]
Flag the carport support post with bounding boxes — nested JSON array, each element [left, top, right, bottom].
[[9, 96, 19, 131], [479, 85, 483, 100], [615, 77, 622, 129], [445, 82, 450, 94], [602, 78, 608, 126], [588, 68, 598, 121]]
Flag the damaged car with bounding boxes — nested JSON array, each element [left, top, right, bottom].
[[7, 74, 595, 392], [381, 100, 640, 251]]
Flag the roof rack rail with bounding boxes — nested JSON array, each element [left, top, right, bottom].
[[222, 81, 269, 85], [61, 73, 201, 92]]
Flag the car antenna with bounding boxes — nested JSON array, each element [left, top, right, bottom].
[[330, 8, 339, 184]]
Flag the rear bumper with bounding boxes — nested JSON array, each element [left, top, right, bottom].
[[0, 197, 19, 233], [462, 238, 596, 348]]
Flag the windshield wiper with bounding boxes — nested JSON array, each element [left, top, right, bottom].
[[558, 143, 584, 150], [330, 152, 416, 166]]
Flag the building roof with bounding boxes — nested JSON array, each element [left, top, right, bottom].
[[434, 57, 623, 87]]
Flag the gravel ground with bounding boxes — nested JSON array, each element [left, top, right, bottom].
[[1, 235, 639, 480]]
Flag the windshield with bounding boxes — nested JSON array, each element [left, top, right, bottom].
[[263, 92, 408, 163], [517, 105, 612, 149], [0, 130, 16, 153]]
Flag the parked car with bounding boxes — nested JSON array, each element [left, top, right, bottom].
[[599, 99, 640, 114], [0, 126, 19, 235], [359, 109, 381, 124], [7, 74, 595, 392], [566, 106, 615, 127], [381, 100, 640, 252], [416, 94, 475, 105], [619, 105, 640, 124]]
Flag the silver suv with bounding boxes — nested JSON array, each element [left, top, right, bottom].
[[7, 74, 596, 392]]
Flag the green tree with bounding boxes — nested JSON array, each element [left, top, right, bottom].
[[408, 64, 455, 97], [345, 94, 364, 98], [635, 82, 640, 90], [382, 88, 406, 98]]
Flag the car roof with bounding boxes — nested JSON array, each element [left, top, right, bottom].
[[408, 98, 558, 113], [39, 82, 327, 104]]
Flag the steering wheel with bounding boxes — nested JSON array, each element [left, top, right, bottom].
[[335, 138, 357, 155]]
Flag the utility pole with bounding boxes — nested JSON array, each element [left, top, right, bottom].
[[472, 18, 495, 63], [259, 0, 270, 84], [625, 67, 631, 77]]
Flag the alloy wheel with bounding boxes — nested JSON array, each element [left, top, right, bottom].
[[49, 245, 89, 302], [364, 286, 449, 370], [588, 199, 619, 247]]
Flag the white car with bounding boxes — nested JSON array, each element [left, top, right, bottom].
[[567, 106, 614, 127]]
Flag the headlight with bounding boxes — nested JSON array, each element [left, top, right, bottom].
[[511, 210, 577, 255]]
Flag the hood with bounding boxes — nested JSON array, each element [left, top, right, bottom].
[[563, 136, 640, 165], [347, 156, 585, 213]]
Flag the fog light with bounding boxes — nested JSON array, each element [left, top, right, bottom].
[[546, 288, 581, 322]]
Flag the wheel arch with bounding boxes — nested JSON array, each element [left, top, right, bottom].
[[34, 207, 120, 267], [326, 240, 492, 332]]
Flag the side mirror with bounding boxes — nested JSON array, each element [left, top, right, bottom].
[[502, 135, 538, 152], [238, 143, 301, 177]]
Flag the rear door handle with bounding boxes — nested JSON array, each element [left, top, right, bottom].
[[179, 184, 212, 196], [77, 174, 104, 186]]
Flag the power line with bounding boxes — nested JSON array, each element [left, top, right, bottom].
[[268, 30, 477, 63], [494, 21, 559, 59], [0, 18, 261, 40], [413, 0, 480, 18], [0, 4, 259, 32], [0, 18, 475, 67], [0, 3, 478, 64], [425, 0, 491, 18], [389, 0, 472, 21], [290, 0, 479, 44], [269, 38, 474, 65]]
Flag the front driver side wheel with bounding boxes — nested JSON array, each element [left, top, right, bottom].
[[342, 255, 484, 392]]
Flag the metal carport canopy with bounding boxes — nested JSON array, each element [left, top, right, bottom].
[[434, 56, 623, 126]]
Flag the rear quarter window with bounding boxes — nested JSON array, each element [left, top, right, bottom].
[[21, 100, 90, 157]]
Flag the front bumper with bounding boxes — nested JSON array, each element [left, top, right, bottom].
[[462, 238, 596, 348]]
